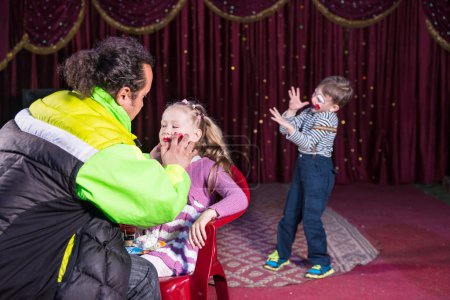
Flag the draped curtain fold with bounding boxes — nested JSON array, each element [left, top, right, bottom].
[[422, 0, 450, 51], [92, 0, 186, 34], [203, 0, 289, 22], [1, 0, 449, 71], [24, 0, 85, 54], [311, 0, 403, 28], [0, 0, 449, 184]]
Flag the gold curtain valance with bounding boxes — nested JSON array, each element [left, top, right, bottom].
[[91, 0, 186, 35], [2, 0, 449, 72], [24, 0, 86, 55], [203, 0, 289, 23], [311, 0, 402, 29]]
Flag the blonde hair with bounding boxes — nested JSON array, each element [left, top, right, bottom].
[[167, 100, 233, 193]]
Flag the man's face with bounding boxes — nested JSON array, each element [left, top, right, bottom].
[[116, 64, 153, 121]]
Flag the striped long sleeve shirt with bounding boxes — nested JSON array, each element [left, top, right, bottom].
[[280, 108, 338, 157]]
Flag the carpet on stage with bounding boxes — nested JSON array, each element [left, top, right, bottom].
[[216, 184, 379, 287]]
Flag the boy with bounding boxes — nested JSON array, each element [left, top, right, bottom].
[[266, 76, 353, 279]]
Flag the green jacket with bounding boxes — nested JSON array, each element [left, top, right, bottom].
[[29, 87, 190, 227]]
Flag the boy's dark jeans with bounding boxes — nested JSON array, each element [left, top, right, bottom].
[[276, 153, 335, 266]]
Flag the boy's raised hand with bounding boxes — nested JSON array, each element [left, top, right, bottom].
[[288, 86, 309, 114], [269, 107, 295, 134]]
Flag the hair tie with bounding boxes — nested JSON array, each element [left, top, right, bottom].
[[181, 99, 189, 104]]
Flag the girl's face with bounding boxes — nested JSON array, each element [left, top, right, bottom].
[[311, 87, 339, 113], [159, 107, 202, 144]]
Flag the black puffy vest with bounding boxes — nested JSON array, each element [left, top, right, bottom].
[[0, 120, 131, 299]]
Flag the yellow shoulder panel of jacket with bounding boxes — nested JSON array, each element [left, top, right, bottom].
[[29, 90, 137, 150]]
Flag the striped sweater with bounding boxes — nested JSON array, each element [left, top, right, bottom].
[[281, 108, 338, 157], [142, 157, 248, 275]]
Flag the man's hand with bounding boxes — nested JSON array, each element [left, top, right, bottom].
[[286, 86, 309, 116], [188, 209, 218, 249], [269, 107, 295, 135], [149, 143, 161, 160], [161, 133, 197, 169]]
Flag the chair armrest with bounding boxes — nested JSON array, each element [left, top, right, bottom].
[[210, 209, 246, 228]]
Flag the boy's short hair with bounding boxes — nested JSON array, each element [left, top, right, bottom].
[[319, 76, 353, 108]]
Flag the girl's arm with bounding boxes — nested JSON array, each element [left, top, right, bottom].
[[189, 167, 248, 248]]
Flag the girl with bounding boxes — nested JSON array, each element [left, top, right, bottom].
[[140, 99, 248, 277]]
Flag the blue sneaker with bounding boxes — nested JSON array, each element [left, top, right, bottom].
[[305, 264, 335, 279], [263, 250, 290, 271]]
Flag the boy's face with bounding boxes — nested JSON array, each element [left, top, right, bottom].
[[311, 87, 340, 113], [159, 107, 202, 144]]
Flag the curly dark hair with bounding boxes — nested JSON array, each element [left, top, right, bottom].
[[60, 36, 155, 98]]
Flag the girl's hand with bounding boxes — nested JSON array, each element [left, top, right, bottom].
[[188, 209, 218, 249], [288, 86, 309, 113], [269, 107, 295, 134], [149, 143, 162, 159]]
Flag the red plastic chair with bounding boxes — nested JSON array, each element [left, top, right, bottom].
[[159, 165, 250, 300]]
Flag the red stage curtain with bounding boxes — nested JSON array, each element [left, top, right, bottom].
[[0, 0, 449, 184]]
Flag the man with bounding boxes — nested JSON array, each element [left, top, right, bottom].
[[0, 37, 195, 299]]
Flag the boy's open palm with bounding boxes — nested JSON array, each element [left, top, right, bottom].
[[288, 86, 309, 111], [269, 107, 294, 133]]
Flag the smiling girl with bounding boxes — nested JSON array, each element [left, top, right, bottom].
[[140, 99, 248, 276]]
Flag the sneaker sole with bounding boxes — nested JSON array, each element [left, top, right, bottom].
[[305, 268, 335, 279], [263, 260, 290, 271]]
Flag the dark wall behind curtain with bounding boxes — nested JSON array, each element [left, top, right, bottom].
[[0, 0, 448, 184]]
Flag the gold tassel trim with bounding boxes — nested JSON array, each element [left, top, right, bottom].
[[0, 34, 29, 71], [425, 18, 450, 52]]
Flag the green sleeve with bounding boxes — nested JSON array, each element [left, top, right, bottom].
[[75, 144, 190, 227]]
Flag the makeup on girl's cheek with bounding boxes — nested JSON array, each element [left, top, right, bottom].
[[163, 133, 184, 143]]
